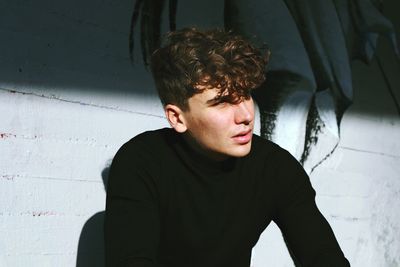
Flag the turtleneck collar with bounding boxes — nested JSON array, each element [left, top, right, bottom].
[[165, 128, 238, 176]]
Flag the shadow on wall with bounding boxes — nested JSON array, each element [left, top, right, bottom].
[[76, 164, 110, 267], [0, 1, 155, 96]]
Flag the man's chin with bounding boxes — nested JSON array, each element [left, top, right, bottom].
[[229, 142, 252, 158]]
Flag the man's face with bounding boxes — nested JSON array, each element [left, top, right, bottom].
[[180, 88, 255, 161]]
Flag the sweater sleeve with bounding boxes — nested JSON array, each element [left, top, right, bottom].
[[272, 149, 350, 267], [104, 141, 165, 267]]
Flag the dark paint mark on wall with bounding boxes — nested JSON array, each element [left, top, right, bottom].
[[0, 133, 17, 139], [31, 211, 57, 217], [128, 0, 399, 171], [1, 175, 16, 180], [18, 211, 59, 216]]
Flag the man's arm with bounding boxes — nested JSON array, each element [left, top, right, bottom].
[[272, 149, 350, 267], [104, 142, 164, 267]]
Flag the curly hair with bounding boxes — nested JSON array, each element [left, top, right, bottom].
[[150, 27, 269, 110]]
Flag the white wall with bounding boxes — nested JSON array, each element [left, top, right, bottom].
[[1, 1, 399, 266]]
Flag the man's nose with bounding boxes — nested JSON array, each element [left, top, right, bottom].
[[234, 100, 253, 125]]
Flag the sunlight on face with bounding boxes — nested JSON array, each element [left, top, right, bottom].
[[181, 88, 255, 161]]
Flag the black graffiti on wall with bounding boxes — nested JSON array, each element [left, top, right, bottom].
[[128, 0, 399, 171]]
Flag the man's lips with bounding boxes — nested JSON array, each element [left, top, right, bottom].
[[232, 129, 253, 144]]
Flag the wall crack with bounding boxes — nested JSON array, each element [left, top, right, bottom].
[[0, 87, 164, 119]]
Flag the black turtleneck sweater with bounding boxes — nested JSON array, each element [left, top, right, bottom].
[[105, 128, 350, 267]]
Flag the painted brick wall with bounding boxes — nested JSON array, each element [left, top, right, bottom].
[[1, 1, 399, 266]]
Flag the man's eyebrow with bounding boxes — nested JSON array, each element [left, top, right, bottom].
[[206, 96, 225, 106], [205, 99, 219, 106]]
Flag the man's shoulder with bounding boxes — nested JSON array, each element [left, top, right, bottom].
[[115, 128, 174, 158], [251, 134, 283, 155], [125, 127, 172, 147], [249, 134, 298, 165], [131, 127, 169, 142], [249, 134, 312, 194]]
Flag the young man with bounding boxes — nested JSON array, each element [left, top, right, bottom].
[[105, 28, 350, 267]]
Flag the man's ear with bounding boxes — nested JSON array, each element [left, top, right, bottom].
[[164, 104, 188, 133]]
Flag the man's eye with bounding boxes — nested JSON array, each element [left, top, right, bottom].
[[216, 100, 229, 107], [207, 99, 226, 107]]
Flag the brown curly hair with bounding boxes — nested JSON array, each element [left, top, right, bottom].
[[150, 28, 269, 110]]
